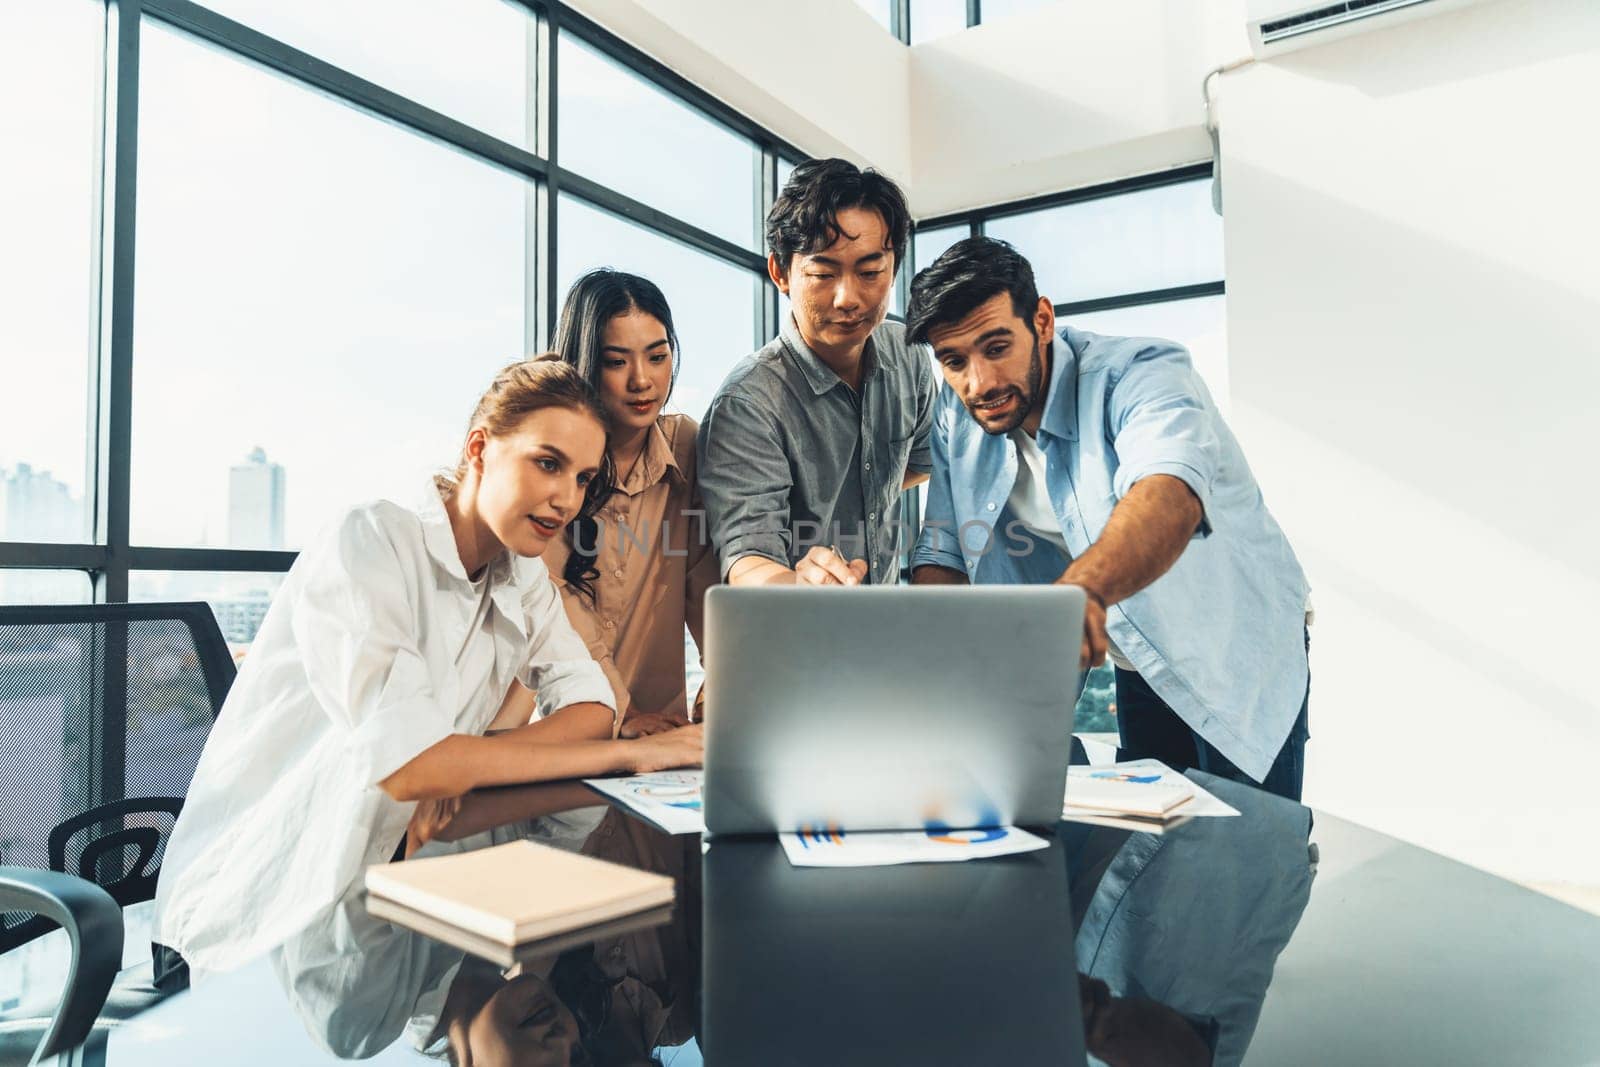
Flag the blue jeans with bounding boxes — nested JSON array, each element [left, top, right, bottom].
[[1112, 631, 1311, 802]]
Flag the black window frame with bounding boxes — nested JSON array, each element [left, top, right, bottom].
[[912, 161, 1224, 317], [887, 1, 990, 45], [0, 0, 808, 604]]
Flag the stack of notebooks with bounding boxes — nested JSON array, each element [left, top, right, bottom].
[[1062, 765, 1200, 833], [365, 840, 675, 967]]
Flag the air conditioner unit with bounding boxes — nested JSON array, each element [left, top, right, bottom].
[[1245, 0, 1488, 58]]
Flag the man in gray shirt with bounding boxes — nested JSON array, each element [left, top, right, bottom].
[[697, 158, 936, 586]]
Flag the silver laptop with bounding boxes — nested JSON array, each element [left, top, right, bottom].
[[702, 585, 1084, 835]]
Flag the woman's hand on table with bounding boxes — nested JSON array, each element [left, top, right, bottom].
[[626, 722, 703, 773], [619, 711, 692, 739]]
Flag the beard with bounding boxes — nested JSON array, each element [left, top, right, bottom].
[[966, 334, 1045, 435]]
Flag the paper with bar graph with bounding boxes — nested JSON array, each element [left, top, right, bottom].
[[778, 824, 1048, 868]]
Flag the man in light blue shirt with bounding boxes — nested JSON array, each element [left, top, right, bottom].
[[907, 237, 1310, 799]]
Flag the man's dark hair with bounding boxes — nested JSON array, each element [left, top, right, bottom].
[[766, 158, 910, 275], [906, 236, 1041, 345]]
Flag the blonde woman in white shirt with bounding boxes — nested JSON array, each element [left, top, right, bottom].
[[152, 356, 701, 1051]]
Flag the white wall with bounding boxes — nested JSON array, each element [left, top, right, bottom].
[[909, 0, 1246, 217], [1219, 0, 1600, 884], [564, 0, 1245, 218], [563, 0, 912, 185]]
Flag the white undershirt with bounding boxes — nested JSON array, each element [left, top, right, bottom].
[[1008, 429, 1134, 672]]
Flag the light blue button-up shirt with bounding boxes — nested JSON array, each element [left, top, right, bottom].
[[911, 327, 1309, 781]]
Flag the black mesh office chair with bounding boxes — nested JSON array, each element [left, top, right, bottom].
[[0, 602, 235, 1064]]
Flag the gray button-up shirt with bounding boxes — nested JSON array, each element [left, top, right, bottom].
[[697, 315, 936, 585]]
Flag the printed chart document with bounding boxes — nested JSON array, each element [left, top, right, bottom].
[[584, 770, 706, 835], [1062, 759, 1240, 833], [365, 840, 674, 965], [779, 825, 1049, 868]]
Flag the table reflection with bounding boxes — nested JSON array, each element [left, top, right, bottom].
[[261, 772, 1311, 1065], [427, 806, 700, 1067], [1067, 773, 1315, 1066]]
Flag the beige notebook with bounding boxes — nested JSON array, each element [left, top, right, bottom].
[[366, 896, 675, 968], [1063, 775, 1195, 819], [365, 840, 674, 946]]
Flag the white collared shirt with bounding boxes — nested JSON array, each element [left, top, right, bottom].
[[154, 480, 616, 973]]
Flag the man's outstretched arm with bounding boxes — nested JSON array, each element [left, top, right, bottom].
[[1059, 474, 1203, 668]]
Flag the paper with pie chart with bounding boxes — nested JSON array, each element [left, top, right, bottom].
[[584, 770, 707, 835], [778, 825, 1049, 868]]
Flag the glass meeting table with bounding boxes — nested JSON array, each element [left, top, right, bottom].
[[83, 772, 1600, 1066]]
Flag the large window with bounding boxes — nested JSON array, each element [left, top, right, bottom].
[[129, 571, 286, 652], [558, 197, 760, 420], [132, 22, 528, 550], [866, 1, 1067, 44], [911, 165, 1227, 733], [558, 34, 758, 250], [0, 1, 799, 637], [985, 179, 1224, 306], [0, 571, 93, 606], [192, 0, 537, 147], [0, 0, 101, 548]]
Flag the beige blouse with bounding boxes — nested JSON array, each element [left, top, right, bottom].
[[539, 413, 719, 723]]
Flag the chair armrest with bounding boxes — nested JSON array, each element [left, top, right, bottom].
[[0, 866, 124, 1062]]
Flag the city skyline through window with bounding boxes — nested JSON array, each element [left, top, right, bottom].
[[0, 0, 797, 639]]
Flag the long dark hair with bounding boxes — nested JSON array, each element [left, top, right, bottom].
[[551, 269, 681, 601]]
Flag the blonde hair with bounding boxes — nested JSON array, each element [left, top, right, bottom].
[[440, 353, 615, 517]]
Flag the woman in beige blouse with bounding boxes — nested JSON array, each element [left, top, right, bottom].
[[495, 269, 718, 738]]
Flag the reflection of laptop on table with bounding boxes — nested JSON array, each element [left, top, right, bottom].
[[702, 586, 1084, 835], [702, 832, 1089, 1065]]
